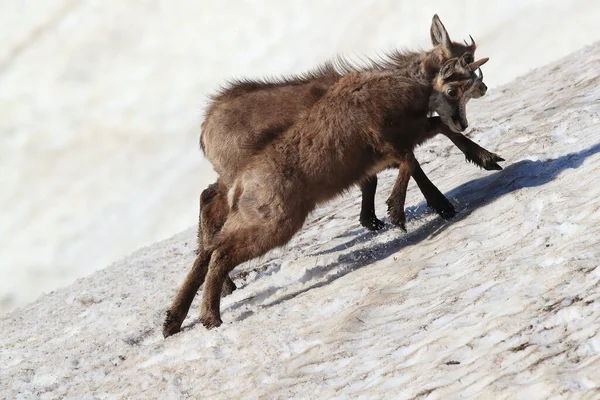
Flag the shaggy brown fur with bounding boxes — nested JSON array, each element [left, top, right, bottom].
[[195, 15, 502, 295], [163, 57, 487, 336]]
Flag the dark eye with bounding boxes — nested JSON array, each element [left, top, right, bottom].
[[447, 88, 458, 97], [464, 56, 474, 64]]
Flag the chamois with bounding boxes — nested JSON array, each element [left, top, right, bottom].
[[199, 15, 502, 296], [163, 56, 488, 336]]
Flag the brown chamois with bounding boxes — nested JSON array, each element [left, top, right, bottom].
[[163, 56, 488, 336], [198, 15, 502, 296]]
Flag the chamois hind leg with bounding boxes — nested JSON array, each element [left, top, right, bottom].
[[359, 175, 385, 231], [386, 155, 418, 231], [163, 249, 213, 337], [199, 206, 308, 329], [411, 162, 456, 219], [197, 180, 237, 297]]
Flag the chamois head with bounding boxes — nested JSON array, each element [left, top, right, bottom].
[[429, 56, 489, 133], [430, 15, 487, 98]]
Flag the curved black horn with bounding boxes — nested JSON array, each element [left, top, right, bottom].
[[477, 67, 483, 81], [469, 34, 476, 47]]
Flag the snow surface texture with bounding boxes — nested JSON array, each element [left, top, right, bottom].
[[3, 1, 600, 316], [2, 41, 600, 399]]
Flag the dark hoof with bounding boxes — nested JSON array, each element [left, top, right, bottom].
[[360, 215, 386, 231], [390, 218, 406, 232], [466, 149, 505, 171], [199, 313, 222, 330], [482, 156, 504, 171], [428, 198, 456, 220], [437, 204, 456, 220], [221, 277, 237, 298], [387, 207, 407, 232], [163, 310, 183, 338]]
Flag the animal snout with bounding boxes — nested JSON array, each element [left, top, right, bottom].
[[453, 116, 468, 131], [479, 83, 488, 96]]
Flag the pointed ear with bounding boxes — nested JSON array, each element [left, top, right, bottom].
[[430, 14, 451, 50], [440, 58, 457, 79]]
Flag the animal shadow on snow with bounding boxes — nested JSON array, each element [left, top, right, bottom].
[[228, 142, 600, 321]]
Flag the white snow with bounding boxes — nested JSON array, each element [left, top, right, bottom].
[[3, 1, 600, 315], [1, 41, 600, 398]]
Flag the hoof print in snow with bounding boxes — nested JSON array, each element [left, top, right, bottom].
[[510, 343, 532, 352], [221, 277, 238, 298]]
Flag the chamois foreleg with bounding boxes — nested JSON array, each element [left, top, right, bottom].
[[411, 162, 456, 219], [359, 175, 386, 231], [386, 154, 418, 231], [445, 131, 504, 171], [425, 117, 504, 171]]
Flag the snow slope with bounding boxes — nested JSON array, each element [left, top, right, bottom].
[[1, 42, 599, 399], [3, 0, 600, 316]]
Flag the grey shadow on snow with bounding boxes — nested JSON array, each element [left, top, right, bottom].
[[225, 142, 600, 322]]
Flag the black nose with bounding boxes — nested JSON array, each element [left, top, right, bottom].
[[480, 83, 488, 95]]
